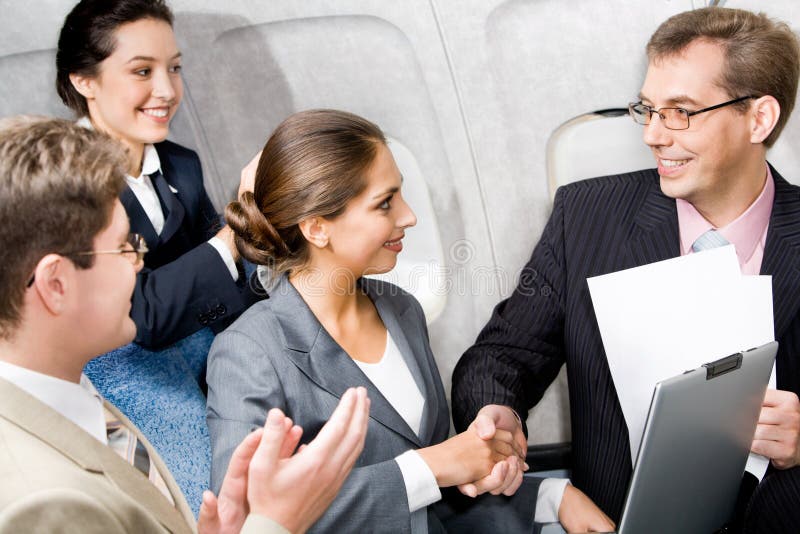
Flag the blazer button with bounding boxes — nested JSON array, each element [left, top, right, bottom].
[[207, 311, 218, 322], [216, 304, 227, 316], [198, 313, 209, 326]]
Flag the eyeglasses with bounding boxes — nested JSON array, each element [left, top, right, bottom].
[[26, 233, 148, 288], [628, 95, 755, 130]]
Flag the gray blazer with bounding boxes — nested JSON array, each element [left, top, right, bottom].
[[208, 276, 542, 533], [207, 275, 452, 532]]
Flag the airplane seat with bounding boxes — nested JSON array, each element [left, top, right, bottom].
[[545, 109, 655, 198], [0, 50, 72, 119]]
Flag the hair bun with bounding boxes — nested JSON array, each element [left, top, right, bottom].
[[225, 192, 290, 266]]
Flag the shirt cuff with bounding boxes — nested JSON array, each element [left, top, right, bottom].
[[534, 477, 570, 524], [241, 514, 291, 534], [208, 236, 239, 281], [395, 450, 442, 512]]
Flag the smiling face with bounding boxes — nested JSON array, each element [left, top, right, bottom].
[[76, 17, 182, 161], [322, 143, 417, 277], [640, 39, 766, 222]]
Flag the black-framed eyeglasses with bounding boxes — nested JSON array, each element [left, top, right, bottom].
[[628, 95, 755, 130], [26, 233, 148, 288]]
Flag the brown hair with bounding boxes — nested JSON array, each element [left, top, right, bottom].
[[225, 109, 386, 276], [647, 7, 800, 147], [0, 116, 127, 339], [56, 0, 174, 116]]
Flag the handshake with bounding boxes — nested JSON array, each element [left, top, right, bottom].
[[197, 394, 614, 534], [418, 404, 529, 497]]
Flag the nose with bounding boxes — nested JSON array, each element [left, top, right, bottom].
[[152, 69, 178, 103], [642, 112, 672, 149], [397, 195, 417, 229]]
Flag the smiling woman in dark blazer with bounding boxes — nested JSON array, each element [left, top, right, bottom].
[[55, 0, 261, 349], [53, 0, 263, 513], [207, 109, 544, 533]]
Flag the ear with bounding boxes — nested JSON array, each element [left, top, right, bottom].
[[69, 72, 97, 100], [750, 95, 780, 145], [31, 254, 72, 316], [297, 217, 329, 249]]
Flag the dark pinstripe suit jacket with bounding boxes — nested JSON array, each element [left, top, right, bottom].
[[452, 166, 800, 521]]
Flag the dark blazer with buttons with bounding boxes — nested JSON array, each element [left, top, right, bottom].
[[207, 275, 541, 533], [452, 166, 800, 523], [122, 140, 262, 349]]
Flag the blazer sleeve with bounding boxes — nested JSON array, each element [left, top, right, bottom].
[[206, 327, 421, 534], [451, 186, 570, 434], [131, 243, 250, 348]]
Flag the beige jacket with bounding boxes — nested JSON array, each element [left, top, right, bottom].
[[0, 377, 288, 534]]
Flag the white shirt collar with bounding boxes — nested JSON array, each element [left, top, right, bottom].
[[76, 116, 167, 187], [0, 360, 107, 444], [139, 143, 162, 179]]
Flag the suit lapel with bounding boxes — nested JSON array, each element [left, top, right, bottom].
[[368, 280, 440, 444], [761, 170, 800, 339], [0, 379, 191, 534], [273, 276, 423, 447], [104, 401, 196, 530], [624, 176, 680, 268], [120, 186, 159, 247], [150, 169, 186, 245]]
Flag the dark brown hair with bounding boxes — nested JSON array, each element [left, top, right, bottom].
[[0, 116, 127, 339], [647, 7, 799, 147], [56, 0, 174, 116], [225, 109, 386, 276]]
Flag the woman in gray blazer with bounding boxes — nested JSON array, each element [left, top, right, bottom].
[[207, 109, 542, 533]]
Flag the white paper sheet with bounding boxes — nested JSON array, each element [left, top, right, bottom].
[[587, 245, 774, 478]]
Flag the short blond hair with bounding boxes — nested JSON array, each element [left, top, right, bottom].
[[647, 7, 799, 147], [0, 116, 127, 338]]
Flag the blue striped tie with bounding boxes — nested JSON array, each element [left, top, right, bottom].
[[692, 229, 729, 252]]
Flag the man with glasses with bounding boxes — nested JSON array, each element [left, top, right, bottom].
[[0, 116, 370, 533], [452, 7, 800, 533]]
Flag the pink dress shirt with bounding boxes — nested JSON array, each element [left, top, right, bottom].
[[677, 165, 774, 274]]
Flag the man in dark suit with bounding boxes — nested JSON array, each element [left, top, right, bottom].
[[0, 116, 369, 533], [452, 7, 800, 533]]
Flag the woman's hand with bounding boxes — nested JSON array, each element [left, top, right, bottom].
[[215, 225, 240, 263], [237, 150, 262, 200], [417, 424, 520, 488]]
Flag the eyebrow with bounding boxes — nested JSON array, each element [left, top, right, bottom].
[[638, 92, 701, 107], [372, 186, 399, 199], [126, 52, 182, 64], [371, 173, 404, 199]]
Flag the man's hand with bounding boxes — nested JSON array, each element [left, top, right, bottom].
[[417, 419, 521, 488], [197, 416, 301, 534], [456, 404, 528, 498], [237, 150, 262, 200], [558, 484, 615, 533], [752, 388, 800, 469], [247, 387, 370, 534]]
